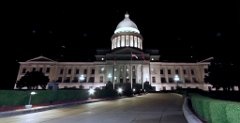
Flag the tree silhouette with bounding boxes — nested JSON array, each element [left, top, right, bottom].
[[205, 58, 240, 91], [16, 71, 49, 89]]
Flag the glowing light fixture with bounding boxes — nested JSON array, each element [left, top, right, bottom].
[[79, 75, 85, 81], [88, 88, 95, 95], [117, 88, 123, 94], [108, 73, 112, 78]]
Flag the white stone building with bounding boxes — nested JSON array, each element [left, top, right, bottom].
[[16, 13, 211, 91]]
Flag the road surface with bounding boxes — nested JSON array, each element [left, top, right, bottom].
[[0, 93, 187, 123]]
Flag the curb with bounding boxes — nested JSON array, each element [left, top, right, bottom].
[[182, 97, 203, 123], [0, 98, 106, 118]]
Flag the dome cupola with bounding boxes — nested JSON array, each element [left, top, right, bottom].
[[114, 13, 140, 34]]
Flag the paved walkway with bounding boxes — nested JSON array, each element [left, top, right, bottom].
[[0, 93, 187, 123]]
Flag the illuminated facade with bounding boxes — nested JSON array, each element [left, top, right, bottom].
[[16, 13, 211, 91]]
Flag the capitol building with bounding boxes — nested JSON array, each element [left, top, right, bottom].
[[16, 13, 211, 91]]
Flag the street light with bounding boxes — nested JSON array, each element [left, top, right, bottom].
[[117, 87, 123, 94], [174, 75, 180, 89], [25, 91, 37, 109], [79, 75, 85, 81], [88, 88, 95, 95], [108, 73, 112, 79]]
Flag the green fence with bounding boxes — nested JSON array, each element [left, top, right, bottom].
[[190, 94, 240, 123]]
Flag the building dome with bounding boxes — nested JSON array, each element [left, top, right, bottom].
[[114, 13, 140, 34], [111, 13, 143, 50]]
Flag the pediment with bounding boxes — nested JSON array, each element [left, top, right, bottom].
[[26, 56, 56, 62]]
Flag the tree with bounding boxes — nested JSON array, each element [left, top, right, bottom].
[[205, 58, 240, 91], [144, 81, 154, 92], [16, 71, 49, 89]]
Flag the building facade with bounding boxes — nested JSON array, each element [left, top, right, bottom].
[[16, 13, 211, 91]]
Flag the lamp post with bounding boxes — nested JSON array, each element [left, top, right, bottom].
[[108, 73, 112, 88], [88, 88, 95, 99], [174, 75, 180, 90], [117, 87, 123, 95], [79, 74, 85, 81], [25, 91, 37, 109], [108, 73, 112, 81], [88, 88, 95, 95]]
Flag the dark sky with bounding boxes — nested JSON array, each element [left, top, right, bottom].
[[2, 1, 240, 88]]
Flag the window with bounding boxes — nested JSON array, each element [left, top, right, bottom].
[[60, 69, 64, 74], [139, 39, 142, 49], [161, 77, 166, 83], [191, 69, 195, 75], [68, 69, 72, 74], [134, 36, 138, 47], [185, 78, 191, 83], [88, 77, 95, 83], [120, 78, 123, 83], [39, 68, 43, 72], [168, 78, 174, 83], [152, 77, 156, 83], [32, 68, 36, 72], [113, 38, 117, 48], [84, 69, 87, 74], [72, 77, 78, 83], [100, 76, 103, 83], [204, 68, 208, 73], [168, 69, 171, 74], [160, 69, 164, 74], [130, 35, 133, 47], [64, 77, 70, 83], [126, 35, 129, 46], [175, 69, 179, 74], [112, 40, 114, 49], [162, 86, 166, 90], [57, 77, 62, 83], [75, 69, 79, 74], [137, 38, 141, 48], [46, 67, 50, 73], [22, 68, 26, 74], [91, 69, 95, 74], [183, 69, 187, 75], [192, 78, 198, 83], [121, 35, 125, 47], [116, 36, 120, 47]]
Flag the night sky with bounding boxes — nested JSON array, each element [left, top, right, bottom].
[[2, 1, 240, 89]]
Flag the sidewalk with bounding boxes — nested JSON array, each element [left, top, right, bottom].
[[0, 98, 105, 118]]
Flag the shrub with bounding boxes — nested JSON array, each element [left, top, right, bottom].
[[190, 94, 240, 123], [209, 100, 228, 123], [226, 103, 240, 123], [201, 98, 211, 122], [0, 90, 88, 106]]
